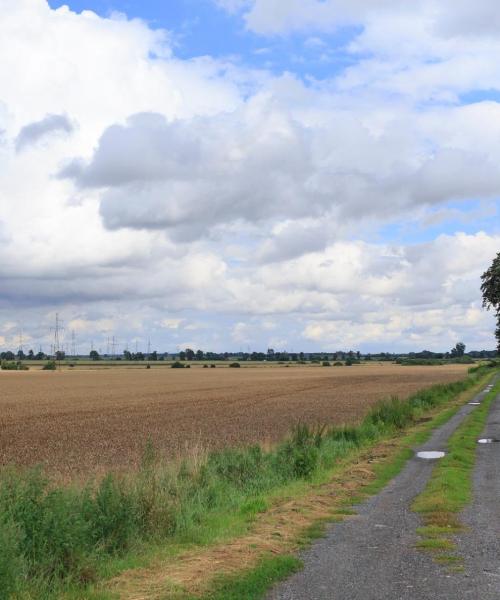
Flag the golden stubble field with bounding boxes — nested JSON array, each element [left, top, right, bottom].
[[0, 364, 469, 479]]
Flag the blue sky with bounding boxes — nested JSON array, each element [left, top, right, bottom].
[[0, 1, 499, 354], [48, 0, 359, 79]]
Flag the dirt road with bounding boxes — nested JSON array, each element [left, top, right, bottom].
[[268, 378, 500, 600]]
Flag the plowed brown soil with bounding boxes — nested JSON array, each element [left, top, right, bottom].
[[0, 364, 468, 478]]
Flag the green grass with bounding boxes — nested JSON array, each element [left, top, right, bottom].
[[0, 365, 496, 599], [412, 378, 500, 567], [194, 555, 302, 600]]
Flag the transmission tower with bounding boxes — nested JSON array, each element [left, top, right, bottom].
[[111, 336, 117, 358], [71, 331, 77, 357], [18, 322, 24, 354], [51, 313, 64, 358]]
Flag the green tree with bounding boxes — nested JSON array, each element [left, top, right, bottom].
[[89, 350, 100, 361], [185, 348, 195, 361], [451, 342, 466, 357], [481, 252, 500, 353]]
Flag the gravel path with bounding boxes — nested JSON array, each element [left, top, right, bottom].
[[268, 378, 500, 600]]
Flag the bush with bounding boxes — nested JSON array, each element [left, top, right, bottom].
[[450, 356, 474, 364], [1, 360, 28, 371], [42, 360, 57, 371], [229, 362, 241, 368], [333, 361, 343, 366], [210, 364, 216, 368], [171, 361, 185, 369], [322, 361, 330, 367], [203, 364, 208, 368]]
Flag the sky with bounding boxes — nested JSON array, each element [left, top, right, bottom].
[[1, 0, 499, 355]]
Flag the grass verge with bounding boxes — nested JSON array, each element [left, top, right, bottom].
[[0, 364, 497, 599], [412, 378, 500, 567]]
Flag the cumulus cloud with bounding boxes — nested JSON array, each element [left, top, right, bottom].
[[15, 113, 73, 152], [216, 0, 500, 38], [0, 0, 498, 352], [59, 96, 500, 241]]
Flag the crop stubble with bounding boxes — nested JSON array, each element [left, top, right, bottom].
[[0, 364, 468, 479]]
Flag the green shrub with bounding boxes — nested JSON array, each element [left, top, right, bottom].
[[322, 361, 330, 367], [333, 361, 343, 366], [211, 364, 216, 368], [229, 362, 241, 368], [1, 360, 28, 371], [450, 356, 474, 364], [42, 360, 57, 371], [275, 424, 324, 479], [171, 361, 185, 369]]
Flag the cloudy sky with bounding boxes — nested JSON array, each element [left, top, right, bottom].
[[1, 0, 499, 354]]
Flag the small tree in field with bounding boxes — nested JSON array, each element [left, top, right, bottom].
[[481, 252, 500, 353], [451, 342, 466, 358]]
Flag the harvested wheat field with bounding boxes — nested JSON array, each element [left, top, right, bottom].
[[0, 363, 469, 479]]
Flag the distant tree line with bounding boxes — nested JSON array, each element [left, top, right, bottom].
[[0, 342, 497, 363]]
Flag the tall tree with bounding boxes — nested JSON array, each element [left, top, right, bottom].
[[481, 252, 500, 353]]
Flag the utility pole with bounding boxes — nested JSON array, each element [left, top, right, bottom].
[[111, 336, 116, 359]]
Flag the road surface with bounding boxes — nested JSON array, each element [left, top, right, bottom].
[[268, 378, 500, 600]]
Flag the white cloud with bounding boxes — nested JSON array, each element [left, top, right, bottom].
[[0, 1, 498, 353]]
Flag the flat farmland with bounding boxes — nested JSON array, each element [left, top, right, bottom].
[[0, 364, 469, 479]]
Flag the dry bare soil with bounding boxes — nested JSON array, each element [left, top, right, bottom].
[[0, 364, 468, 479]]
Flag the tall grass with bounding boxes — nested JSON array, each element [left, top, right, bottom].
[[0, 364, 495, 598]]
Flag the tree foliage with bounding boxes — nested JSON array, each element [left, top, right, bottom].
[[481, 252, 500, 352]]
